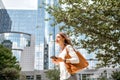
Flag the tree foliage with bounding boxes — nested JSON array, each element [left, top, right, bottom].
[[99, 70, 108, 80], [45, 69, 60, 80], [0, 45, 21, 80], [111, 70, 120, 80], [46, 0, 120, 67], [19, 72, 27, 80]]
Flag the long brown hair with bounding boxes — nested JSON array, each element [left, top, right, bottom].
[[58, 32, 72, 46]]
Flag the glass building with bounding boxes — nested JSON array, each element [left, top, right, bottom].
[[0, 0, 12, 33], [0, 32, 31, 61], [0, 0, 59, 71]]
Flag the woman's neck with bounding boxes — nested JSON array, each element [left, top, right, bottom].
[[59, 43, 65, 51]]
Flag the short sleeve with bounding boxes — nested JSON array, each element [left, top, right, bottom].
[[66, 45, 79, 63]]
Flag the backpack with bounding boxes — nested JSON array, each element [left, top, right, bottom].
[[65, 49, 89, 74]]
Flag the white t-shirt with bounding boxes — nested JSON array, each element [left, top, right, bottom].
[[58, 45, 79, 80]]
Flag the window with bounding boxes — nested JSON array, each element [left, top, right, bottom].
[[36, 75, 41, 80], [26, 75, 34, 80]]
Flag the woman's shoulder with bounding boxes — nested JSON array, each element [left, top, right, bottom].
[[66, 45, 72, 49]]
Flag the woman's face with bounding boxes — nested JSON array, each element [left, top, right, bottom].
[[56, 34, 65, 44]]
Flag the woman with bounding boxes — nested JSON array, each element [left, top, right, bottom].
[[51, 32, 79, 80]]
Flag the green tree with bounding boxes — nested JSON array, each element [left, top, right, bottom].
[[99, 70, 108, 80], [111, 70, 120, 80], [0, 45, 21, 80], [46, 0, 120, 67], [19, 72, 27, 80], [45, 69, 60, 80]]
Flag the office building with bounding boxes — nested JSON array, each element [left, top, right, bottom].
[[0, 0, 59, 80], [0, 0, 12, 33]]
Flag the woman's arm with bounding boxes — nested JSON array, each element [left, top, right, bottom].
[[65, 45, 79, 64], [51, 57, 64, 64]]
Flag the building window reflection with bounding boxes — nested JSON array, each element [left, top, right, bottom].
[[12, 49, 22, 61], [0, 32, 31, 49], [0, 32, 31, 62]]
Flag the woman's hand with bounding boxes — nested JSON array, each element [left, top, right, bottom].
[[51, 57, 64, 64], [52, 59, 59, 65]]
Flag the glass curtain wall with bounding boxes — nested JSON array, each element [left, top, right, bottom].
[[0, 32, 31, 62]]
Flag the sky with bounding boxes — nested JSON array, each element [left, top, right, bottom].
[[2, 0, 38, 10]]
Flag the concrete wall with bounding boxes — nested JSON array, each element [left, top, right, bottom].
[[20, 35, 35, 71]]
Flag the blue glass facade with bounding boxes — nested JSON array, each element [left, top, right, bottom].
[[7, 10, 37, 34], [0, 0, 12, 33], [0, 0, 59, 70], [0, 9, 12, 32], [2, 10, 38, 65], [0, 32, 31, 62], [35, 0, 59, 70], [43, 0, 60, 69], [6, 9, 46, 70], [0, 32, 31, 49], [35, 0, 45, 70]]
